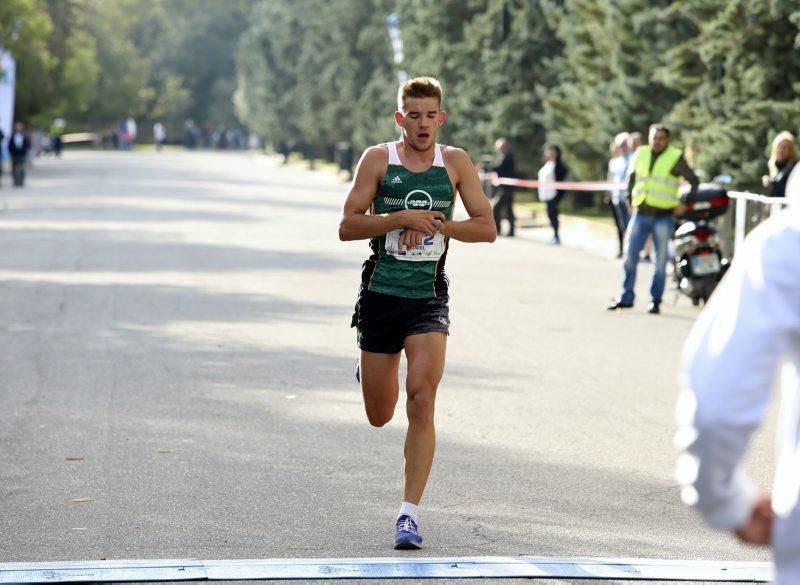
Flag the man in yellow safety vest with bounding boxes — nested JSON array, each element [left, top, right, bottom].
[[608, 124, 698, 314]]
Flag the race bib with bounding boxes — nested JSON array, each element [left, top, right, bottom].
[[385, 229, 446, 261]]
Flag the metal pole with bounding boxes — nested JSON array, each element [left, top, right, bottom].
[[386, 14, 407, 84], [734, 195, 746, 253]]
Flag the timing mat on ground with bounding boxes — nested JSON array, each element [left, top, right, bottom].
[[0, 556, 772, 582]]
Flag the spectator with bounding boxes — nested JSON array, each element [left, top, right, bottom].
[[30, 128, 44, 158], [119, 119, 129, 150], [231, 128, 242, 150], [41, 131, 54, 155], [627, 132, 652, 262], [607, 123, 698, 314], [201, 122, 212, 149], [50, 118, 65, 157], [537, 143, 568, 245], [126, 117, 137, 147], [676, 173, 800, 583], [184, 119, 198, 150], [153, 122, 166, 151], [8, 122, 31, 187], [491, 138, 517, 237], [214, 125, 228, 150], [762, 131, 797, 198], [247, 133, 262, 151], [606, 133, 632, 258]]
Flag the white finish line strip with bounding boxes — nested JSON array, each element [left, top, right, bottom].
[[0, 556, 772, 583]]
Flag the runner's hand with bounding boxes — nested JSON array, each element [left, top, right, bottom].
[[400, 210, 446, 235], [400, 229, 426, 249]]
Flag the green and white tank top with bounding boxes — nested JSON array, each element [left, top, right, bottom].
[[361, 142, 455, 298]]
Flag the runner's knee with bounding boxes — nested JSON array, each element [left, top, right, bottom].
[[364, 397, 396, 427], [366, 408, 393, 427], [406, 388, 435, 425]]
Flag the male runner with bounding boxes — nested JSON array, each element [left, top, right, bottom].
[[339, 77, 496, 549]]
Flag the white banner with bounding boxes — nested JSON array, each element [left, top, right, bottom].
[[0, 49, 16, 159]]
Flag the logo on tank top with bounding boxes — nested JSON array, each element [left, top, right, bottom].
[[404, 189, 433, 210]]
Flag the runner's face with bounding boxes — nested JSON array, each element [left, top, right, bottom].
[[395, 97, 445, 152]]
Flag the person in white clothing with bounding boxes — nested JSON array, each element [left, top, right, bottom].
[[606, 133, 631, 258], [153, 122, 166, 151], [675, 169, 800, 584], [537, 155, 556, 203], [537, 144, 568, 245]]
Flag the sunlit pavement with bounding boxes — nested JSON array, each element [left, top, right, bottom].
[[0, 151, 772, 583]]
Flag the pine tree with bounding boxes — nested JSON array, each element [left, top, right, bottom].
[[663, 0, 800, 190], [235, 0, 397, 156], [398, 0, 563, 174], [541, 0, 695, 180]]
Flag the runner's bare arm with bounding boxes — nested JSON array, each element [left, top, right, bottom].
[[339, 147, 445, 241], [439, 148, 497, 243]]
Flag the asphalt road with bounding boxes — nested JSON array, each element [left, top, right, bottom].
[[0, 151, 773, 582]]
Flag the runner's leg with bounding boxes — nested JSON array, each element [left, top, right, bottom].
[[360, 350, 401, 427], [402, 332, 447, 504]]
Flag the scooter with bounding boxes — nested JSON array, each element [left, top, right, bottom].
[[671, 183, 730, 306]]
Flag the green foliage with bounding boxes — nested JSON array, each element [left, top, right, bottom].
[[139, 0, 253, 126], [26, 0, 103, 125], [664, 0, 800, 190], [540, 0, 695, 179], [1, 0, 55, 125], [2, 0, 798, 190], [150, 75, 191, 131], [5, 0, 250, 133], [79, 0, 151, 126], [235, 0, 397, 153], [398, 0, 562, 173], [234, 1, 303, 146]]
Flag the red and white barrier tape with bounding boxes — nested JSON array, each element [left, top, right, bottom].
[[481, 172, 625, 192]]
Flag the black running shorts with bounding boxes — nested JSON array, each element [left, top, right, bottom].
[[351, 288, 450, 354]]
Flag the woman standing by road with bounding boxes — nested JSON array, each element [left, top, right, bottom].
[[762, 131, 797, 197], [537, 144, 569, 245]]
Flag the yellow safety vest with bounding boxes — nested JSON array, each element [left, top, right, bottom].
[[631, 145, 682, 209]]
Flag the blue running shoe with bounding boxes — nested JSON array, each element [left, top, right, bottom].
[[394, 514, 423, 549], [354, 358, 360, 383]]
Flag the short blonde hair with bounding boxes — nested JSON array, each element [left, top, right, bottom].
[[397, 76, 443, 112], [768, 131, 797, 177]]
